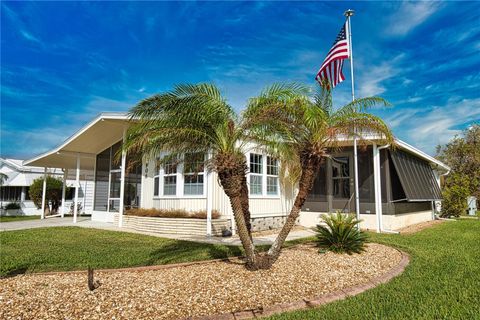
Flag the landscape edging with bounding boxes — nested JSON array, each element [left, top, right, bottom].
[[185, 250, 410, 320]]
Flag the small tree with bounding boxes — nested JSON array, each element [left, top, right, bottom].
[[441, 173, 475, 217], [436, 124, 480, 217], [29, 176, 67, 214]]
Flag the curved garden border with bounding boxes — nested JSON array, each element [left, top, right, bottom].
[[7, 247, 409, 320], [184, 250, 410, 320]]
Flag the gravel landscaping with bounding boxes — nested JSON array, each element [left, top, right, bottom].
[[0, 243, 401, 320]]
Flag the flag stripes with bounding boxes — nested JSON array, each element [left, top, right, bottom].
[[315, 22, 350, 89]]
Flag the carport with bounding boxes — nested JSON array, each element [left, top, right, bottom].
[[24, 113, 130, 225]]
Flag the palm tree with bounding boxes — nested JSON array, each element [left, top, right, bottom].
[[243, 83, 394, 268], [124, 84, 258, 267]]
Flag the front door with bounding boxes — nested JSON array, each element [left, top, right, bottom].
[[331, 154, 354, 212]]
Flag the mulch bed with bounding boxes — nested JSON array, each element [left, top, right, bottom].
[[0, 244, 403, 320], [397, 219, 445, 234]]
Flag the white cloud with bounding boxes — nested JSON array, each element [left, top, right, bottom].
[[357, 54, 404, 97], [20, 29, 41, 44], [386, 97, 480, 154], [385, 2, 442, 36]]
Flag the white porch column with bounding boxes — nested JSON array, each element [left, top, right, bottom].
[[61, 169, 67, 218], [41, 167, 47, 219], [73, 155, 80, 223], [372, 144, 383, 233], [20, 186, 26, 202], [118, 127, 127, 228], [206, 164, 213, 237]]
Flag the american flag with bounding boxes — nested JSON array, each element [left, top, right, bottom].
[[315, 22, 350, 89]]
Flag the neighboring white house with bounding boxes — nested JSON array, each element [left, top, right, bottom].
[[0, 158, 94, 216], [23, 112, 450, 234]]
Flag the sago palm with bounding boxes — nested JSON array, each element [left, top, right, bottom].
[[244, 83, 394, 268], [123, 83, 259, 267], [315, 212, 368, 254]]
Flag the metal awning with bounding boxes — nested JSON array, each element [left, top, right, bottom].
[[389, 149, 443, 201], [24, 113, 129, 170]]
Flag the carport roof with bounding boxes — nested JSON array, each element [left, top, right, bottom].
[[24, 113, 129, 170]]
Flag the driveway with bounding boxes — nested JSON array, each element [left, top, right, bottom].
[[0, 216, 115, 232]]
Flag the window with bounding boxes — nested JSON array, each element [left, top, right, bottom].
[[249, 153, 263, 195], [153, 153, 206, 197], [248, 153, 279, 196], [332, 156, 350, 198], [163, 157, 177, 196], [266, 157, 279, 195], [183, 153, 204, 195], [0, 186, 22, 201], [153, 158, 161, 197]]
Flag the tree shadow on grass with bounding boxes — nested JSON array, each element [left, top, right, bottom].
[[1, 266, 29, 279], [146, 239, 243, 266]]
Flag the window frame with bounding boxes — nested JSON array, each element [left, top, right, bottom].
[[153, 153, 207, 199], [331, 154, 352, 199], [247, 152, 280, 198]]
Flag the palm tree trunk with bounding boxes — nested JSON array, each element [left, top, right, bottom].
[[255, 155, 321, 269], [229, 193, 257, 268], [240, 174, 252, 235], [215, 157, 257, 268]]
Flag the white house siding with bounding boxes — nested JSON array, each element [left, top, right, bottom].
[[140, 156, 296, 231]]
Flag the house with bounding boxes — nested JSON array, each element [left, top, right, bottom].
[[0, 158, 93, 216], [23, 112, 450, 234]]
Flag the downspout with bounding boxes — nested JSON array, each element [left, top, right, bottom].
[[376, 144, 399, 234], [434, 167, 450, 219]]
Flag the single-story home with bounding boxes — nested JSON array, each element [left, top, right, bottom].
[[0, 158, 93, 216], [24, 112, 450, 235]]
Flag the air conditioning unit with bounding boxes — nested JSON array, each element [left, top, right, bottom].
[[467, 196, 477, 216]]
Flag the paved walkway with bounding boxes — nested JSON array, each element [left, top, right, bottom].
[[0, 216, 316, 246], [0, 216, 116, 232]]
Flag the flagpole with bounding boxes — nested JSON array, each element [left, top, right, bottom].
[[344, 9, 361, 225]]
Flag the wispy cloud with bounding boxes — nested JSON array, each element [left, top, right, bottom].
[[357, 54, 404, 97], [385, 2, 442, 36], [384, 97, 480, 154], [2, 3, 43, 46], [20, 29, 41, 44]]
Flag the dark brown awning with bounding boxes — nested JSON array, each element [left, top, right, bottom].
[[389, 149, 442, 201]]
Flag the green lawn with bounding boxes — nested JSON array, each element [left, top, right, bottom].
[[0, 227, 241, 277], [268, 220, 480, 320], [0, 215, 40, 223], [1, 221, 479, 319]]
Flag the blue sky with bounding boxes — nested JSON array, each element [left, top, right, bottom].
[[1, 1, 479, 159]]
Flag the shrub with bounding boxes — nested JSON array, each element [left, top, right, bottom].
[[5, 202, 21, 210], [29, 176, 69, 213], [441, 173, 472, 217], [126, 208, 221, 219], [315, 212, 368, 254]]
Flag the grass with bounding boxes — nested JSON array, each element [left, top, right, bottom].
[[267, 220, 480, 319], [1, 221, 479, 319], [0, 227, 241, 277], [0, 215, 40, 223]]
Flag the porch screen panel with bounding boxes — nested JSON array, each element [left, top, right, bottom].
[[94, 147, 110, 211], [308, 160, 327, 201], [389, 150, 442, 201], [124, 160, 142, 209]]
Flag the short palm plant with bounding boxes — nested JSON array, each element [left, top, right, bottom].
[[315, 212, 368, 254]]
